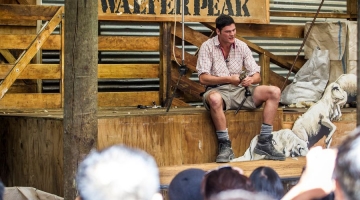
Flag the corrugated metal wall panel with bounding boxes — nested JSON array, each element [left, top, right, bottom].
[[41, 0, 347, 96]]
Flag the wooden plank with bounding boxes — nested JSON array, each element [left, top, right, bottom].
[[172, 22, 209, 47], [0, 64, 60, 79], [0, 35, 61, 50], [0, 117, 64, 196], [1, 35, 159, 51], [0, 7, 63, 99], [171, 68, 204, 101], [173, 47, 198, 72], [259, 53, 270, 85], [0, 93, 61, 108], [0, 64, 158, 79], [0, 19, 36, 26], [98, 91, 160, 107], [159, 157, 306, 185], [98, 36, 159, 51], [269, 70, 291, 90], [97, 0, 270, 24], [270, 11, 350, 19], [0, 49, 16, 63], [159, 22, 171, 106], [98, 64, 159, 78], [16, 0, 30, 4], [0, 4, 60, 20]]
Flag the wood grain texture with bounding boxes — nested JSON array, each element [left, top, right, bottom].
[[159, 157, 306, 185]]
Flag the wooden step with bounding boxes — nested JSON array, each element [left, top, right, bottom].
[[159, 156, 306, 186]]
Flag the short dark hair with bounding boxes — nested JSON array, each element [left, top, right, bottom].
[[202, 166, 253, 199], [249, 167, 284, 200], [333, 126, 360, 200], [215, 14, 235, 31]]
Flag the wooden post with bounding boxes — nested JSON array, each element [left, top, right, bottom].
[[259, 52, 270, 85], [63, 1, 98, 199], [159, 22, 171, 107]]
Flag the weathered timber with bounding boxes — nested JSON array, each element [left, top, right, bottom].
[[0, 4, 60, 20], [63, 0, 98, 199], [0, 19, 36, 26], [98, 91, 160, 107], [172, 22, 209, 47], [0, 93, 61, 108], [0, 64, 60, 79], [0, 35, 159, 51], [172, 47, 198, 72], [269, 70, 292, 89], [171, 69, 204, 101], [259, 53, 270, 85], [0, 49, 16, 63], [0, 7, 63, 99], [159, 157, 306, 186], [160, 22, 171, 106]]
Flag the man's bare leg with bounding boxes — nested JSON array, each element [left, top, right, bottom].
[[252, 86, 285, 160], [207, 91, 234, 163]]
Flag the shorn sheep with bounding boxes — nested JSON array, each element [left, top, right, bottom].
[[291, 82, 347, 148]]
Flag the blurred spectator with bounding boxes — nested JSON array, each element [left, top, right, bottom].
[[0, 179, 4, 200], [209, 189, 274, 200], [169, 168, 205, 200], [249, 166, 284, 200], [76, 145, 162, 200], [201, 166, 253, 200]]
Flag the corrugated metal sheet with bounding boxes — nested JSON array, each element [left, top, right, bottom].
[[41, 0, 347, 95]]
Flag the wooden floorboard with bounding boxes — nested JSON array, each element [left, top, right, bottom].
[[159, 156, 306, 186]]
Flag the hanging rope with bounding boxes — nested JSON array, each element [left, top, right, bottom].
[[281, 0, 325, 91]]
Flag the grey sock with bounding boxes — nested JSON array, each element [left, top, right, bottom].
[[260, 123, 272, 135], [216, 129, 229, 141]]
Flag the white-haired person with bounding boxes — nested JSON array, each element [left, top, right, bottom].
[[75, 144, 163, 200]]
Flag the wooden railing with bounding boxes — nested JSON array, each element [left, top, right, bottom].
[[0, 3, 354, 109]]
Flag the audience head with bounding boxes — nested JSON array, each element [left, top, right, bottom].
[[201, 166, 253, 200], [333, 126, 360, 200], [209, 189, 275, 200], [169, 168, 205, 200], [76, 145, 162, 200], [249, 166, 284, 200], [215, 14, 235, 31], [0, 179, 4, 200]]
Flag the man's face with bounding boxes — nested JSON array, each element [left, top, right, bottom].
[[217, 23, 236, 45]]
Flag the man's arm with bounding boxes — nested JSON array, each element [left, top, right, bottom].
[[199, 73, 241, 86]]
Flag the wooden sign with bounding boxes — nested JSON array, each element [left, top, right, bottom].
[[98, 0, 269, 24]]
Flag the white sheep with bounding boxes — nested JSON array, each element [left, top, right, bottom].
[[291, 82, 347, 148]]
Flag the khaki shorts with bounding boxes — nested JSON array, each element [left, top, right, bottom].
[[202, 84, 259, 111]]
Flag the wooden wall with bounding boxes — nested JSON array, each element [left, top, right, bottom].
[[0, 116, 64, 196]]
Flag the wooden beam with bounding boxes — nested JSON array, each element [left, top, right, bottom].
[[98, 92, 160, 107], [269, 70, 292, 90], [172, 47, 197, 73], [0, 35, 61, 50], [159, 22, 172, 106], [0, 64, 60, 79], [0, 50, 16, 64], [259, 53, 270, 85], [171, 68, 204, 101], [270, 11, 350, 19], [0, 4, 61, 20], [0, 93, 61, 109], [16, 0, 30, 5], [0, 7, 63, 99], [172, 23, 209, 47], [0, 19, 36, 26], [98, 64, 159, 78]]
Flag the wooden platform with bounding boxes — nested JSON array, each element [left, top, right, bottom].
[[0, 107, 356, 197], [159, 157, 306, 186]]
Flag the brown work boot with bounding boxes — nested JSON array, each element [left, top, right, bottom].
[[254, 134, 286, 161], [216, 139, 235, 163]]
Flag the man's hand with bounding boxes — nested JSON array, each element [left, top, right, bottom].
[[240, 76, 253, 87]]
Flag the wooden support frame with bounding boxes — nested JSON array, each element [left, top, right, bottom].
[[0, 6, 64, 99]]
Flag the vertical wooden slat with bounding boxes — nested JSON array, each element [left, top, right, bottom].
[[159, 22, 172, 106], [259, 52, 270, 85], [0, 7, 63, 99], [60, 12, 65, 108]]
